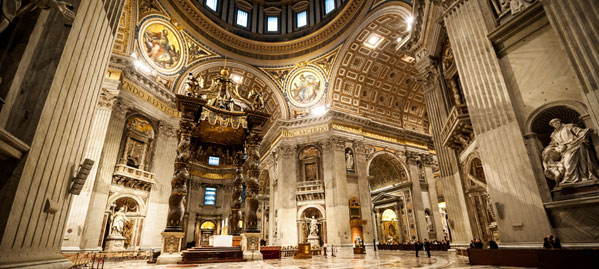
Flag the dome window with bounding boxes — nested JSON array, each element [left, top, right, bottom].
[[324, 0, 335, 15], [236, 9, 249, 28], [267, 16, 279, 32], [205, 0, 218, 12], [297, 11, 308, 28]]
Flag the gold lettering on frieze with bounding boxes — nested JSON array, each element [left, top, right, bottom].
[[281, 124, 329, 137], [122, 79, 180, 117], [332, 123, 429, 149], [190, 170, 234, 180]]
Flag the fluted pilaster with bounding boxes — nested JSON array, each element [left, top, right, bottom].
[[444, 0, 551, 243], [62, 78, 120, 251]]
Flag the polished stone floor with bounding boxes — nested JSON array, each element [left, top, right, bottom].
[[102, 250, 529, 268]]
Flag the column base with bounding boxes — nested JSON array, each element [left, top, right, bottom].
[[241, 232, 262, 260], [243, 250, 263, 261], [156, 231, 184, 264], [156, 253, 182, 265]]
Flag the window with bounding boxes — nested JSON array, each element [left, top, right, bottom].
[[236, 9, 248, 27], [204, 187, 216, 205], [205, 0, 217, 11], [297, 11, 307, 28], [324, 0, 335, 14], [208, 156, 220, 166], [267, 16, 278, 32]]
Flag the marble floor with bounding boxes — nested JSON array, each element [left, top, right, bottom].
[[102, 250, 529, 269]]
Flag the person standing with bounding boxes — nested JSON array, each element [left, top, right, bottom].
[[488, 239, 498, 249], [552, 236, 562, 249], [424, 239, 431, 257], [414, 240, 421, 257]]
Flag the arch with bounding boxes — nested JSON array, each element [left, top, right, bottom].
[[200, 220, 216, 230], [367, 152, 410, 190], [106, 193, 147, 214], [463, 151, 487, 189], [297, 204, 326, 220], [525, 100, 589, 134], [381, 209, 398, 221], [366, 151, 409, 178], [174, 59, 289, 120], [526, 101, 589, 148]]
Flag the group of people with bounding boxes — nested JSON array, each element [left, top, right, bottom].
[[543, 235, 562, 249], [413, 239, 433, 257], [468, 238, 498, 249]]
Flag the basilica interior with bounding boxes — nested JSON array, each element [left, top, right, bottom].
[[1, 0, 599, 268]]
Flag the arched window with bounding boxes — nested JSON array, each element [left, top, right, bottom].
[[200, 221, 216, 230]]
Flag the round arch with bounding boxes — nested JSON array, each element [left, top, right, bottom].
[[525, 100, 590, 134], [106, 193, 147, 214], [174, 59, 290, 120], [297, 204, 326, 220], [366, 151, 409, 178]]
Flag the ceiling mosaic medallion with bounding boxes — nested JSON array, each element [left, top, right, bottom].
[[285, 66, 326, 108], [138, 18, 185, 74]]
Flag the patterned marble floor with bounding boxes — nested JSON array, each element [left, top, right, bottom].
[[102, 250, 529, 269]]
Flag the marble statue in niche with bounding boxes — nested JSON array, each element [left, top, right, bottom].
[[308, 216, 319, 237], [425, 211, 434, 232], [126, 139, 144, 167], [110, 207, 130, 238], [542, 118, 599, 186], [345, 148, 354, 172], [305, 163, 318, 181]]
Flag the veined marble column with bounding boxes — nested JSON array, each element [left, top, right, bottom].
[[443, 0, 551, 243], [62, 78, 119, 251], [322, 137, 351, 245], [541, 0, 599, 131]]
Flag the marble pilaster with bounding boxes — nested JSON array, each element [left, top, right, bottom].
[[423, 159, 445, 240], [276, 144, 298, 246], [80, 100, 129, 250], [322, 137, 351, 245], [354, 142, 374, 244], [540, 0, 599, 131], [443, 0, 551, 243], [62, 78, 119, 251], [406, 153, 427, 241]]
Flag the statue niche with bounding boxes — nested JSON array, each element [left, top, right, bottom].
[[120, 116, 155, 170]]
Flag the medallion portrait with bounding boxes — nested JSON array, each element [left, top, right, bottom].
[[138, 19, 184, 74], [285, 67, 325, 108]]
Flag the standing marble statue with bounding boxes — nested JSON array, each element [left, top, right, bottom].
[[309, 216, 319, 237], [345, 149, 354, 171], [542, 118, 599, 186], [110, 207, 129, 237]]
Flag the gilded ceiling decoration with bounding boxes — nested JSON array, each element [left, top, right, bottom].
[[368, 154, 409, 190], [329, 10, 429, 133]]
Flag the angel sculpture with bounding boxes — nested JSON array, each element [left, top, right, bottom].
[[248, 89, 265, 111]]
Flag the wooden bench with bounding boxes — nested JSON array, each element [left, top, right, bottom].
[[468, 248, 599, 268], [180, 246, 244, 264]]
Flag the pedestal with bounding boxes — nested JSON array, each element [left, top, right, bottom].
[[307, 235, 320, 249], [242, 232, 263, 260], [552, 181, 599, 201], [104, 236, 126, 252], [294, 243, 312, 259], [156, 232, 184, 264]]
